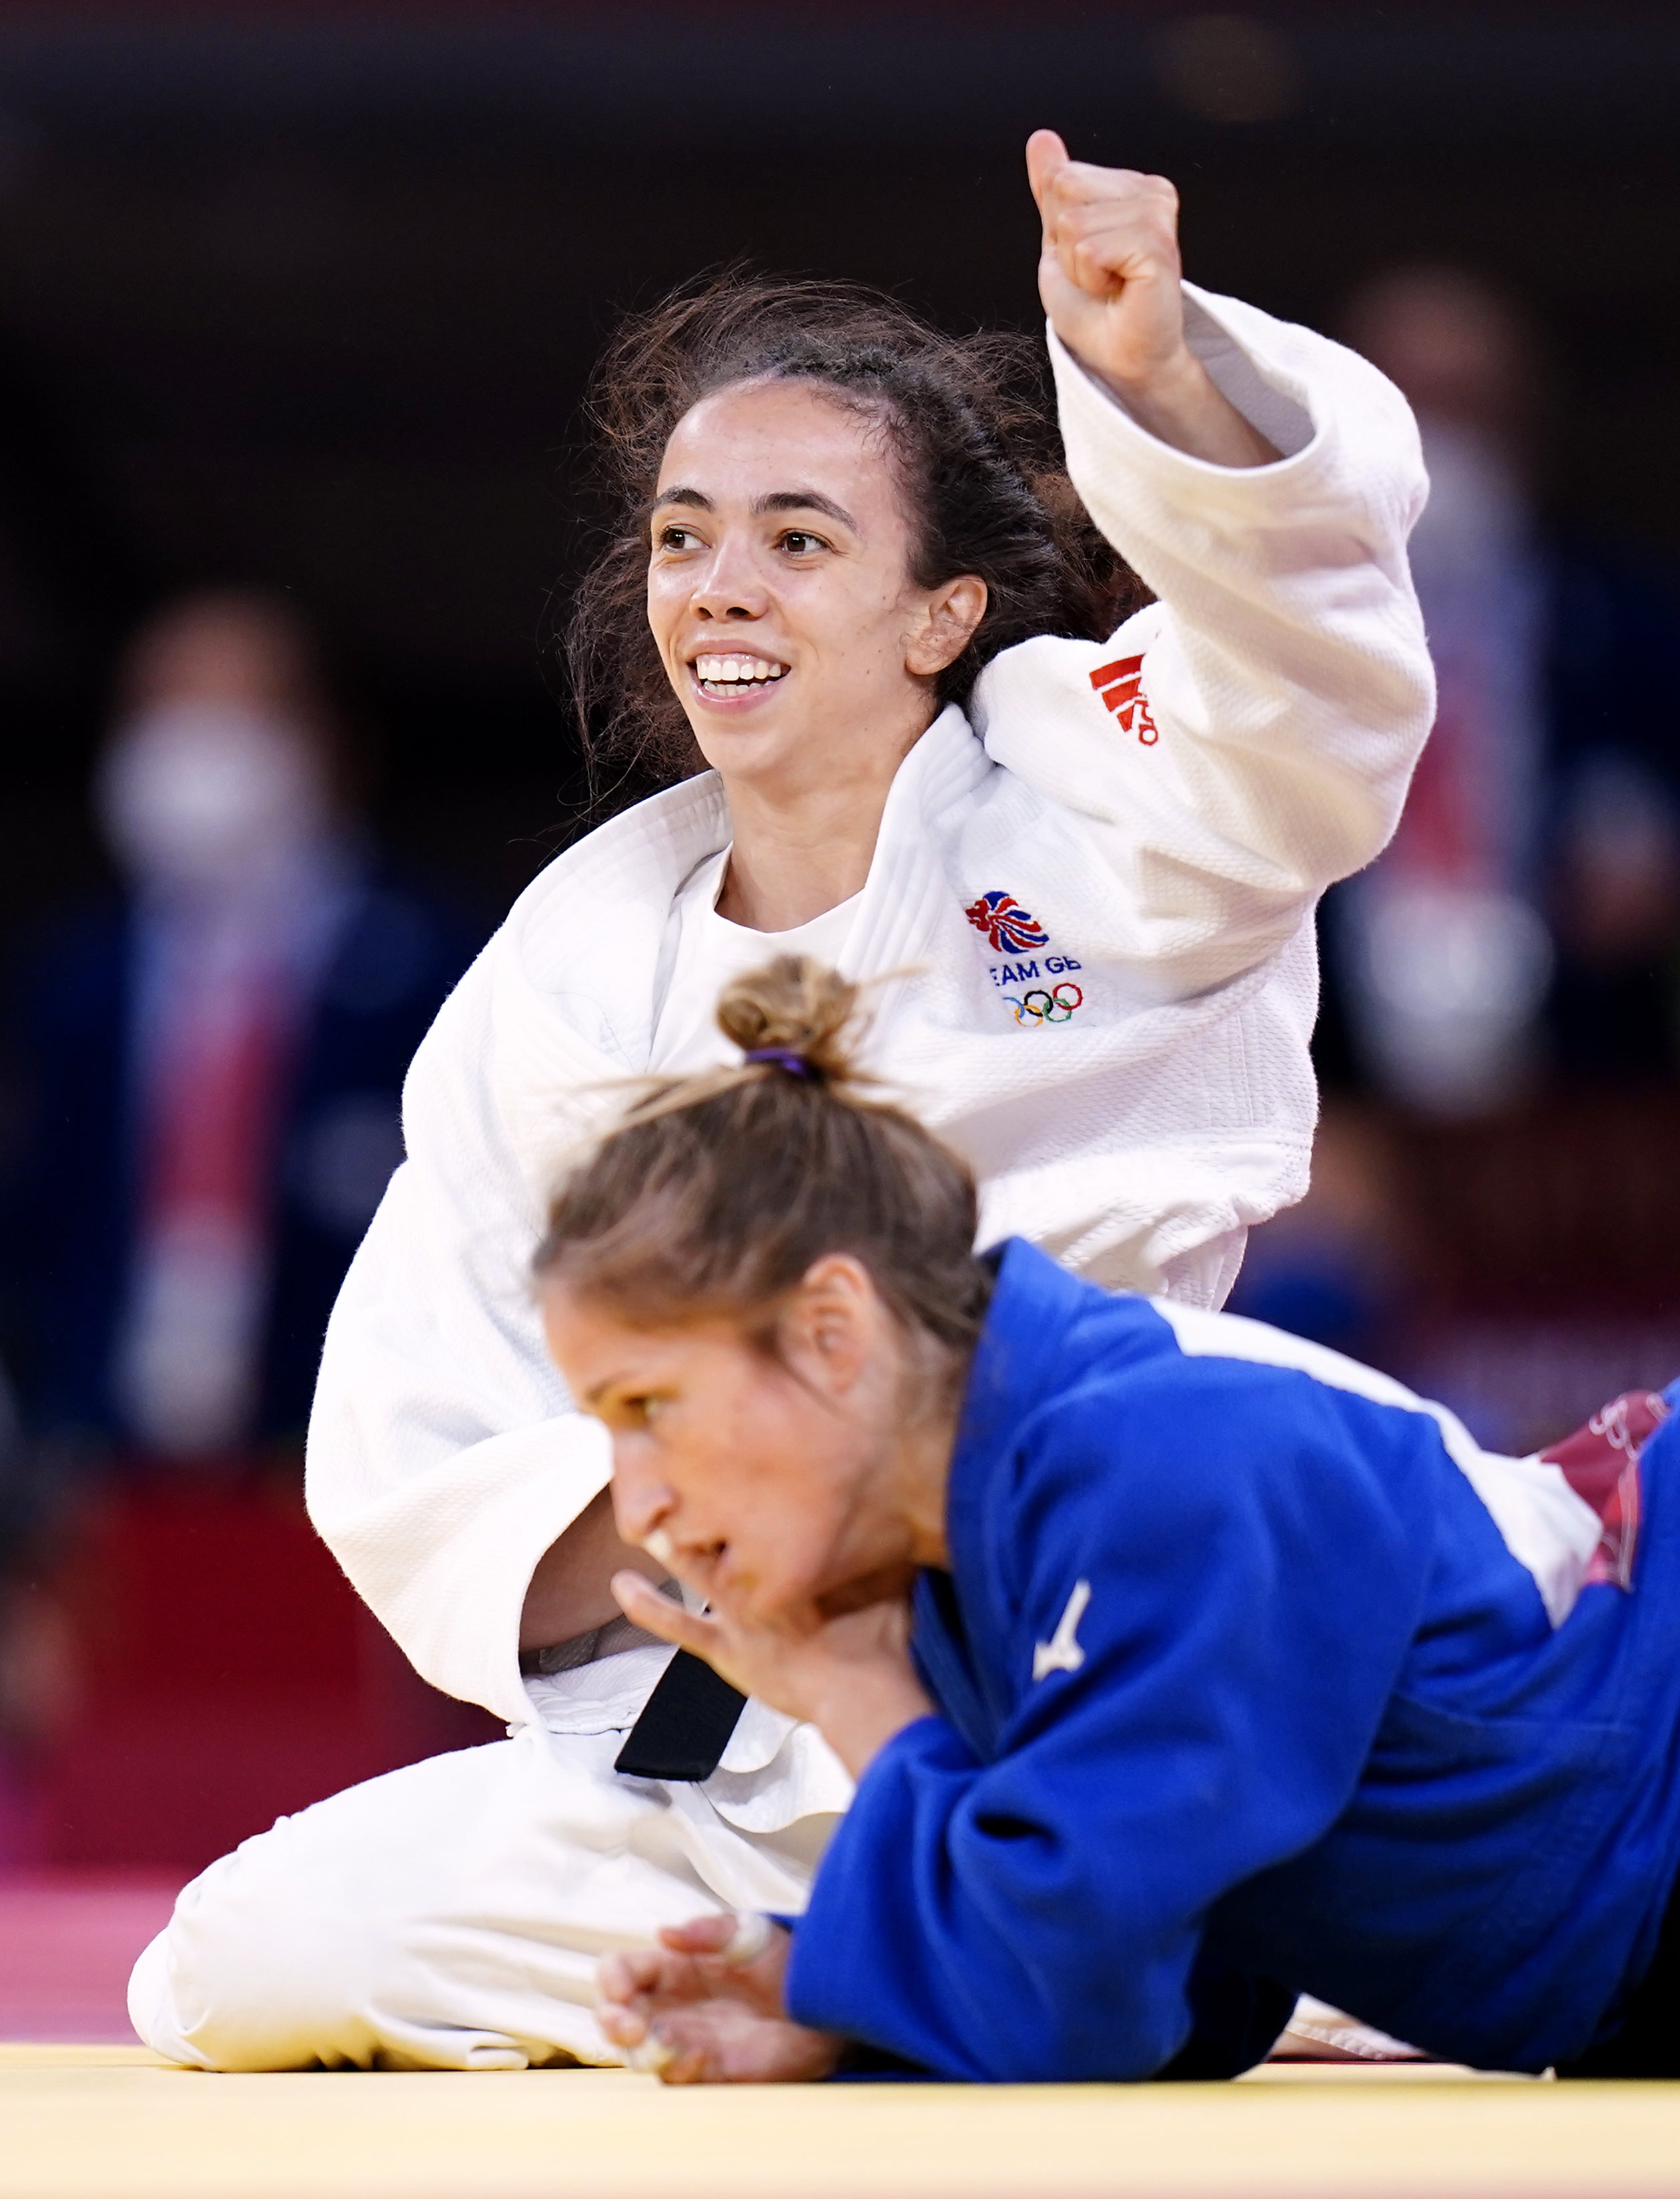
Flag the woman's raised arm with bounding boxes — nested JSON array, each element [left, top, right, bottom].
[[971, 135, 1435, 1001], [1026, 129, 1278, 470]]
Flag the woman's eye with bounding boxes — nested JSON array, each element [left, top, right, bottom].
[[779, 530, 827, 556], [657, 526, 699, 552]]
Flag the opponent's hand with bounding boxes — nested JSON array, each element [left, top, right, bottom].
[[610, 1569, 933, 1781], [1025, 129, 1278, 466], [598, 1912, 841, 2085]]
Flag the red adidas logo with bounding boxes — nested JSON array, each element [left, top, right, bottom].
[[1088, 654, 1159, 745]]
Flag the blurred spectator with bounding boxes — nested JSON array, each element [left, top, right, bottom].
[[1333, 267, 1680, 1112], [0, 1357, 73, 1863], [0, 592, 482, 1465]]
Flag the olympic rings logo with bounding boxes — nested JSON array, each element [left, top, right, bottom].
[[1004, 982, 1083, 1027]]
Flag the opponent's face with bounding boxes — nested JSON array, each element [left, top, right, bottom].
[[647, 381, 985, 800], [542, 1256, 920, 1627]]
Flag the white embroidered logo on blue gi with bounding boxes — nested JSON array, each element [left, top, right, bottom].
[[1089, 653, 1158, 744], [1033, 1579, 1092, 1681]]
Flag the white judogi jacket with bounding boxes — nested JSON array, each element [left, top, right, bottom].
[[306, 286, 1433, 1747]]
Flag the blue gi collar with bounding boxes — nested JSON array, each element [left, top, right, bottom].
[[945, 1237, 1099, 1567], [911, 1239, 1106, 1755]]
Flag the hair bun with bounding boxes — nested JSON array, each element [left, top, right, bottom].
[[717, 955, 863, 1086]]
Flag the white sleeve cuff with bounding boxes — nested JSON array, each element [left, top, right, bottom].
[[1047, 283, 1321, 482]]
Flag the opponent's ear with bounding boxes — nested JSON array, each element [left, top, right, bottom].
[[781, 1253, 877, 1397], [905, 574, 988, 681]]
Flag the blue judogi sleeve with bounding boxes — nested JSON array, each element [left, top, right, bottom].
[[783, 1358, 1442, 2080]]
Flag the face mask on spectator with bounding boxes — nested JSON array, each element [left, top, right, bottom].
[[97, 702, 332, 898]]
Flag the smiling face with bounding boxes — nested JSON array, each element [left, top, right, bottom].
[[646, 379, 985, 804], [541, 1255, 943, 1626]]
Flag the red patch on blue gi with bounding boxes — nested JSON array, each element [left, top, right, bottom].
[[963, 891, 1050, 956], [1539, 1389, 1671, 1591]]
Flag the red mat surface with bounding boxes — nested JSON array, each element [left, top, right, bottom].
[[0, 1873, 181, 2042]]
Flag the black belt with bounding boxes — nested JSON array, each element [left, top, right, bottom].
[[614, 1649, 747, 1782]]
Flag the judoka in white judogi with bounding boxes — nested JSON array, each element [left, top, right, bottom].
[[129, 281, 1433, 2072]]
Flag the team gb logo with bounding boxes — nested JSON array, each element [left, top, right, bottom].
[[964, 891, 1050, 957]]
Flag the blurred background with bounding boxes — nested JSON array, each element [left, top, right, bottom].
[[0, 0, 1676, 2025]]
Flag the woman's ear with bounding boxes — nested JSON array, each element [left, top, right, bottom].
[[783, 1254, 877, 1396], [905, 574, 988, 680]]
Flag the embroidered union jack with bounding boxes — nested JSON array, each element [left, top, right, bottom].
[[1089, 652, 1158, 745], [964, 891, 1049, 956]]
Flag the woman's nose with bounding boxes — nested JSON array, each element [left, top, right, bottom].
[[610, 1455, 675, 1551], [690, 540, 766, 622]]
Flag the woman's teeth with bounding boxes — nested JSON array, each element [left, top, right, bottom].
[[693, 654, 789, 695]]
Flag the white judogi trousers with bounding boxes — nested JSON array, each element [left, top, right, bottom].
[[128, 1650, 847, 2072]]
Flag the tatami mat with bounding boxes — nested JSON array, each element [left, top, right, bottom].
[[3, 2046, 1679, 2199]]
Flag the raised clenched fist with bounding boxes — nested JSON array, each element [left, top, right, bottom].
[[1025, 129, 1278, 468], [1027, 130, 1186, 388]]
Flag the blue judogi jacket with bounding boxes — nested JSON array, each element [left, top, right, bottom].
[[783, 1239, 1680, 2080]]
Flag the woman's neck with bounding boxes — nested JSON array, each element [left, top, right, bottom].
[[713, 708, 934, 933]]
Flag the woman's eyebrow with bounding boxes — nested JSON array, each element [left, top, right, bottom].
[[649, 485, 857, 527], [582, 1370, 631, 1409], [753, 490, 857, 527]]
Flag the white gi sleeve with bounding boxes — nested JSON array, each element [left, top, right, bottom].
[[973, 283, 1435, 997], [304, 953, 612, 1725]]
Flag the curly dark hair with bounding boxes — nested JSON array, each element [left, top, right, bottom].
[[560, 271, 1150, 796]]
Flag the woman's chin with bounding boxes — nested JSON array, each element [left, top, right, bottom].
[[716, 1566, 820, 1632], [688, 719, 803, 779], [815, 1563, 917, 1619], [685, 695, 826, 772]]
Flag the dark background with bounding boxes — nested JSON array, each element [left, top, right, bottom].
[[0, 1, 1675, 927]]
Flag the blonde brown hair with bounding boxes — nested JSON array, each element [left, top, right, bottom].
[[534, 957, 991, 1359]]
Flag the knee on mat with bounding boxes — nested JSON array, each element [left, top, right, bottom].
[[131, 1835, 396, 2072]]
